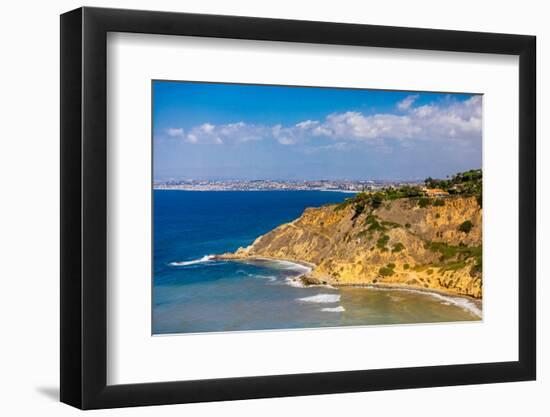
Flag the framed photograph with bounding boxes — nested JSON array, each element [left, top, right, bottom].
[[60, 7, 536, 409]]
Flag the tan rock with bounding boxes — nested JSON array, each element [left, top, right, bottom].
[[219, 196, 482, 299]]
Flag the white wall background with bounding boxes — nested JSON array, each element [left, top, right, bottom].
[[0, 0, 546, 415]]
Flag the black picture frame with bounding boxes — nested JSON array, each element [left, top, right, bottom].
[[60, 6, 536, 410]]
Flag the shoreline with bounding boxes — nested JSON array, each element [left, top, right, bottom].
[[343, 282, 482, 307], [215, 255, 482, 309], [214, 254, 317, 270]]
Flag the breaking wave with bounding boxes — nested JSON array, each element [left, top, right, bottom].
[[283, 277, 336, 289], [251, 274, 277, 282], [284, 277, 306, 288], [367, 285, 482, 318], [298, 294, 341, 304], [321, 306, 345, 312], [170, 255, 215, 267], [426, 292, 482, 317], [236, 270, 277, 282], [256, 258, 312, 275]]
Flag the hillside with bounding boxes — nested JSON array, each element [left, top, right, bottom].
[[219, 193, 483, 299]]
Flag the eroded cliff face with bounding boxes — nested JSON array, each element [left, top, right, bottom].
[[221, 196, 482, 298]]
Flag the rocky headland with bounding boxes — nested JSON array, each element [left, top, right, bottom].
[[218, 192, 482, 299]]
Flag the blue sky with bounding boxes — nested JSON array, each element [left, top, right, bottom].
[[153, 81, 482, 181]]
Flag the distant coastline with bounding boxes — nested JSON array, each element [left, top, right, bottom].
[[153, 178, 422, 193], [155, 188, 361, 194]]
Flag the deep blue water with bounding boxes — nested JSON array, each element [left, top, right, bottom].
[[153, 190, 480, 334], [153, 191, 351, 283]]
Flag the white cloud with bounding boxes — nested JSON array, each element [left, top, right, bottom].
[[316, 111, 421, 140], [305, 141, 352, 153], [397, 94, 419, 111], [314, 96, 481, 142], [295, 120, 319, 129], [167, 95, 482, 147], [200, 123, 215, 133], [272, 124, 304, 145], [184, 123, 223, 144], [413, 105, 436, 118], [166, 127, 184, 137], [183, 121, 276, 145], [277, 137, 296, 145]]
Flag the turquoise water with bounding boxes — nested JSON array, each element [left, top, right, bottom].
[[153, 190, 481, 335]]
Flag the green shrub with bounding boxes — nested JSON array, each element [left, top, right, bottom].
[[403, 263, 410, 270], [379, 265, 395, 277], [356, 230, 368, 239], [458, 220, 473, 233], [392, 242, 405, 253], [376, 234, 390, 249], [432, 199, 445, 207], [427, 241, 458, 260], [367, 219, 387, 232], [418, 197, 431, 208], [405, 223, 411, 228], [352, 202, 365, 220], [441, 261, 466, 272], [425, 241, 482, 272], [370, 193, 384, 209], [364, 214, 377, 224], [381, 220, 401, 228], [471, 256, 482, 275], [365, 214, 390, 232]]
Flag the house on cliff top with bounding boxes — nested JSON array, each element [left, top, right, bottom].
[[424, 188, 450, 198]]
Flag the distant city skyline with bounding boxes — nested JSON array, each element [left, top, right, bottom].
[[153, 178, 425, 193], [155, 177, 425, 184], [153, 81, 482, 181]]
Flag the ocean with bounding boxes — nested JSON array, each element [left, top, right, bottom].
[[153, 190, 481, 335]]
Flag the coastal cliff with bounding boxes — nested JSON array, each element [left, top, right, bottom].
[[219, 195, 482, 299]]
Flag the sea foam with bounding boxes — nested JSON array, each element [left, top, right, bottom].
[[321, 306, 345, 312], [298, 294, 341, 304], [170, 255, 214, 267], [236, 269, 277, 282], [283, 277, 336, 289], [257, 258, 312, 275], [285, 277, 306, 288], [427, 292, 482, 317], [253, 274, 277, 282], [367, 285, 482, 318]]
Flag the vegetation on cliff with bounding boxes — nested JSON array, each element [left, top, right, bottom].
[[222, 170, 483, 299], [425, 169, 482, 196], [335, 169, 483, 218]]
